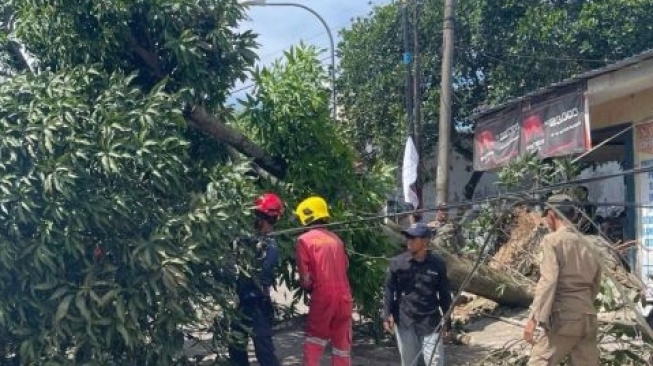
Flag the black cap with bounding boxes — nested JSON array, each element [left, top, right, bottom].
[[401, 222, 433, 239]]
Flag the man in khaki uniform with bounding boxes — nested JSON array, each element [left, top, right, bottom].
[[523, 194, 602, 366], [428, 205, 465, 255]]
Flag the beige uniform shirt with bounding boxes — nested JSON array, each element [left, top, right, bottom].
[[530, 227, 601, 325]]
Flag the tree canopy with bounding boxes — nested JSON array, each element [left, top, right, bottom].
[[338, 0, 653, 166], [0, 0, 394, 364]]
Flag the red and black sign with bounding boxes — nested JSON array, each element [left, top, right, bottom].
[[473, 110, 520, 171], [474, 90, 590, 171], [536, 92, 589, 158]]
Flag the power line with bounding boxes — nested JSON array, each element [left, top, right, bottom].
[[475, 48, 615, 64], [230, 55, 332, 95], [269, 165, 653, 237]]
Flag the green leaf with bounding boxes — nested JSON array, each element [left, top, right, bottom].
[[75, 295, 91, 322], [55, 295, 74, 323]]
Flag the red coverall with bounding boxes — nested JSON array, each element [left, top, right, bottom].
[[296, 228, 353, 366]]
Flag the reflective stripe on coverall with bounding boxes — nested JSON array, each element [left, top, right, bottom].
[[296, 228, 353, 366]]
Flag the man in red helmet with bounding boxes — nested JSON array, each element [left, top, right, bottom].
[[294, 196, 353, 366], [228, 193, 283, 366]]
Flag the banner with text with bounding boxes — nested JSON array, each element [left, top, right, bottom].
[[473, 109, 521, 171], [474, 90, 590, 171]]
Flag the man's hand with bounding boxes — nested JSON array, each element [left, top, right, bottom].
[[383, 315, 395, 334], [523, 318, 537, 345]]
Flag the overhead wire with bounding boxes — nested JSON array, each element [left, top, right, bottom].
[[474, 48, 615, 65], [270, 165, 653, 238], [230, 54, 333, 95]]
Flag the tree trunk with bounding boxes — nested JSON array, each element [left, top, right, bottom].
[[123, 33, 289, 179], [431, 246, 534, 307], [186, 105, 287, 179], [384, 224, 534, 307]]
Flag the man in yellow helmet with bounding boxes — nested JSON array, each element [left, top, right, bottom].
[[294, 196, 353, 366]]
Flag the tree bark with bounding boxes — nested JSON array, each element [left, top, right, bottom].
[[431, 246, 534, 307], [186, 105, 287, 179], [124, 33, 288, 179], [384, 224, 534, 307]]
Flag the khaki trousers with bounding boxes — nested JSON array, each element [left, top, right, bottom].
[[528, 313, 599, 366]]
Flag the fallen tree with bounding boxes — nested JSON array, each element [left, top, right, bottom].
[[384, 223, 535, 307], [384, 205, 644, 309], [431, 245, 534, 307]]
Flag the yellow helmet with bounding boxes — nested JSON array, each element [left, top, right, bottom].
[[295, 196, 330, 226]]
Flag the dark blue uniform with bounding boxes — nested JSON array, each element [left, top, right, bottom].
[[228, 236, 281, 366]]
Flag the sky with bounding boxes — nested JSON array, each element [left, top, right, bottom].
[[231, 0, 392, 100]]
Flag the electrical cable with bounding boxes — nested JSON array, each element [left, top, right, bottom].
[[231, 55, 333, 94], [419, 208, 501, 366], [269, 165, 653, 238]]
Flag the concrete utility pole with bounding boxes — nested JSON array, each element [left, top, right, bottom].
[[435, 0, 455, 205], [412, 0, 422, 208], [402, 0, 414, 137]]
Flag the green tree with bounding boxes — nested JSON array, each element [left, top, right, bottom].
[[0, 66, 259, 364], [338, 0, 653, 169], [0, 0, 268, 364], [0, 1, 397, 363], [240, 44, 396, 321]]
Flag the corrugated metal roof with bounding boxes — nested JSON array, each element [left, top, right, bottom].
[[470, 48, 653, 121]]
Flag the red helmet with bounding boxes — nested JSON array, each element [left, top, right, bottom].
[[255, 193, 283, 218]]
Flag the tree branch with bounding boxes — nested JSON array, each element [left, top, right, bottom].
[[125, 32, 287, 179], [124, 32, 165, 78], [6, 40, 29, 72], [186, 105, 287, 179], [1, 11, 30, 73], [8, 41, 31, 71]]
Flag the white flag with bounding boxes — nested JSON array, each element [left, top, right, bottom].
[[402, 136, 419, 209]]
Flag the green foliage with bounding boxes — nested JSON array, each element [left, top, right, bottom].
[[0, 66, 259, 364], [476, 0, 653, 103], [0, 0, 269, 363], [338, 0, 653, 165], [240, 45, 396, 320], [4, 0, 257, 106], [496, 152, 579, 192]]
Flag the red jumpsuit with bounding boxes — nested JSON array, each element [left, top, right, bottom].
[[296, 228, 353, 366]]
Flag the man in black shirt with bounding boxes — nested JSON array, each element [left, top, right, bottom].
[[383, 222, 453, 366], [227, 193, 283, 366]]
